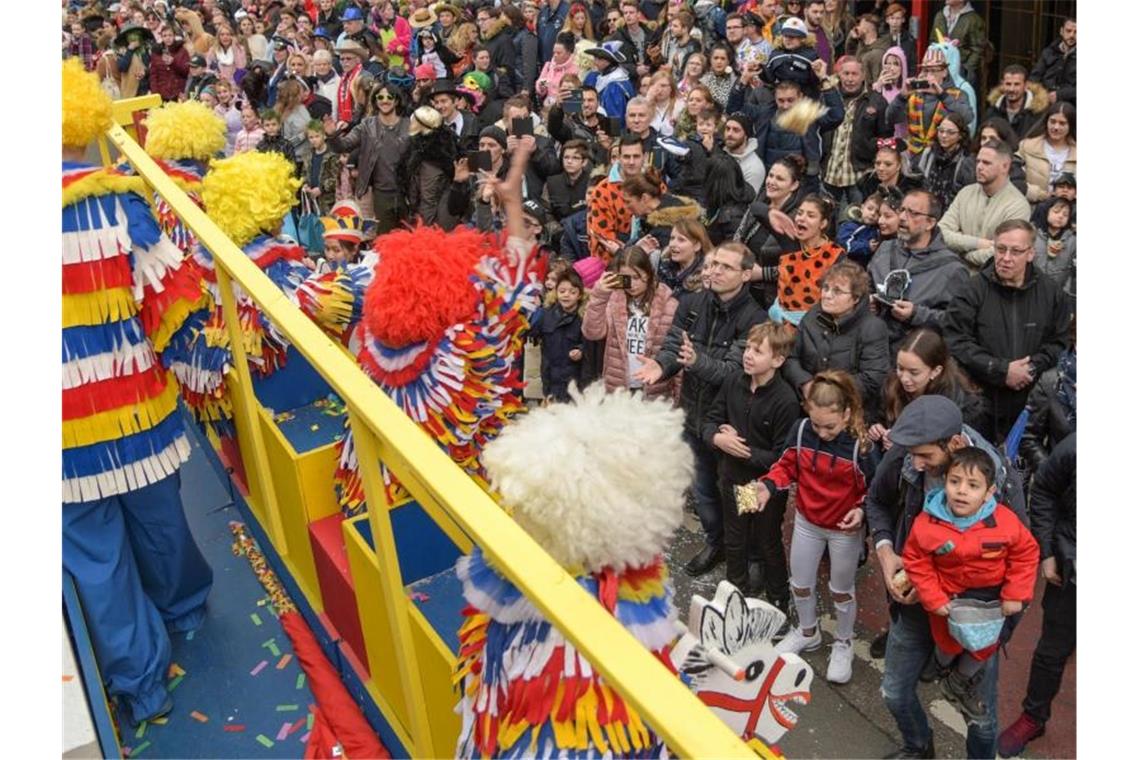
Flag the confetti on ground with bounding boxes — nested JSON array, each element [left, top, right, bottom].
[[223, 724, 246, 733], [276, 704, 300, 712], [255, 734, 275, 748], [63, 674, 75, 682], [262, 638, 281, 657], [310, 424, 320, 431], [274, 411, 295, 423], [250, 613, 263, 626], [299, 731, 311, 743], [289, 716, 306, 735], [168, 663, 185, 678], [131, 740, 151, 757], [185, 630, 195, 641], [276, 653, 293, 670], [151, 717, 168, 726], [250, 660, 269, 677], [190, 711, 208, 723], [295, 673, 306, 690], [306, 713, 314, 731], [168, 675, 184, 691], [409, 591, 430, 602], [135, 722, 147, 739], [275, 722, 293, 741]]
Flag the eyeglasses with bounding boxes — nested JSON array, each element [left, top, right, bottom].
[[936, 127, 960, 135], [707, 260, 743, 272], [820, 285, 852, 297], [994, 245, 1032, 257], [375, 93, 395, 102], [898, 207, 935, 218]]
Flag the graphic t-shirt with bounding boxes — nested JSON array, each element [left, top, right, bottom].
[[626, 301, 649, 389]]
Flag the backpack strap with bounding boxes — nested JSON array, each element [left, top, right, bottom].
[[795, 418, 808, 480]]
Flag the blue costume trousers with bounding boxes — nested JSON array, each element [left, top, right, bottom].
[[62, 471, 213, 723]]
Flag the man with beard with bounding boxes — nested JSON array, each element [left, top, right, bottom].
[[325, 83, 412, 234], [867, 189, 968, 356], [722, 114, 764, 196]]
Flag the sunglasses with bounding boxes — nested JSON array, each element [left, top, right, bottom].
[[374, 93, 396, 102]]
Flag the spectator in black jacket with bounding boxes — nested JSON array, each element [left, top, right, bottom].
[[635, 242, 767, 578], [1018, 339, 1075, 476], [547, 79, 609, 164], [476, 6, 519, 88], [1029, 18, 1076, 106], [701, 321, 800, 604], [983, 64, 1049, 141], [997, 432, 1076, 758], [911, 111, 974, 211], [943, 219, 1072, 443], [783, 262, 890, 417], [503, 4, 540, 99], [822, 56, 893, 212], [546, 139, 593, 221]]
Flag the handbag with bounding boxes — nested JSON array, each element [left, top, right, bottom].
[[296, 194, 325, 254], [946, 598, 1005, 653]]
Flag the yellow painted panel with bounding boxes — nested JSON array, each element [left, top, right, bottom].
[[407, 605, 460, 755]]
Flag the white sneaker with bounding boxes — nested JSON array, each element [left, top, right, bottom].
[[827, 638, 854, 684], [775, 627, 822, 655]]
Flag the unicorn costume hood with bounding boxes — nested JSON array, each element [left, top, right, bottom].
[[928, 34, 977, 135]]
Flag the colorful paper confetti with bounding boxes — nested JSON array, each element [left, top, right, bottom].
[[295, 673, 306, 690], [276, 704, 300, 712], [168, 663, 185, 678], [134, 722, 147, 739], [409, 591, 431, 602], [306, 713, 314, 731], [190, 711, 208, 723], [223, 724, 246, 733], [250, 612, 263, 626], [262, 638, 281, 657], [275, 722, 293, 741], [289, 716, 307, 735], [167, 675, 184, 691], [276, 654, 293, 670], [130, 740, 151, 757], [255, 734, 275, 748], [250, 660, 269, 677], [299, 731, 311, 743], [185, 630, 195, 641]]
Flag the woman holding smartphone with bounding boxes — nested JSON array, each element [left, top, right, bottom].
[[583, 248, 679, 400]]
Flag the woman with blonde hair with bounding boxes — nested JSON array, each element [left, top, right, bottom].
[[207, 23, 248, 84], [560, 2, 598, 72], [647, 70, 682, 137], [237, 13, 269, 63]]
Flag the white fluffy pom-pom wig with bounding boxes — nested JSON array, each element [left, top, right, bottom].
[[482, 384, 694, 574]]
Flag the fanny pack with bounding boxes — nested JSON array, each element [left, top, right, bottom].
[[947, 598, 1005, 652]]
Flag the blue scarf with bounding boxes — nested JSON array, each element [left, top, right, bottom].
[[923, 487, 997, 532]]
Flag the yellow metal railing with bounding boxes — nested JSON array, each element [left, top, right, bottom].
[[106, 122, 760, 759]]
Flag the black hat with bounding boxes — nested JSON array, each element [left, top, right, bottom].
[[888, 396, 963, 448], [189, 54, 207, 67], [479, 125, 508, 150], [114, 23, 154, 48], [725, 112, 752, 138], [583, 41, 627, 66], [428, 79, 463, 99], [1054, 172, 1076, 188], [522, 200, 549, 226]]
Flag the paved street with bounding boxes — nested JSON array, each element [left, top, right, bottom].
[[665, 506, 1076, 759]]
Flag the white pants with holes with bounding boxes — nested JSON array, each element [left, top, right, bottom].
[[789, 510, 862, 641]]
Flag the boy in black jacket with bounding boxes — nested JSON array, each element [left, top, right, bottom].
[[701, 322, 801, 608]]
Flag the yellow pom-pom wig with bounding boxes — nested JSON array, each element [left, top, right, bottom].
[[62, 58, 113, 148], [201, 152, 302, 247], [144, 100, 227, 161]]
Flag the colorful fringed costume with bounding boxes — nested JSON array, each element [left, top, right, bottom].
[[452, 384, 698, 758], [61, 57, 213, 726], [333, 225, 542, 516], [162, 151, 314, 428], [454, 549, 676, 758]]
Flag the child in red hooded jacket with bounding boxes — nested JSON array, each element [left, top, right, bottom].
[[903, 446, 1038, 721]]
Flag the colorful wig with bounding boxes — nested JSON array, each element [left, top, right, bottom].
[[200, 152, 302, 247], [144, 100, 227, 161], [62, 58, 113, 148]]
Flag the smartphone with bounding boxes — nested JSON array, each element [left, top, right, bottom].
[[468, 149, 493, 173], [562, 91, 583, 114], [617, 274, 633, 289], [603, 116, 622, 137], [681, 310, 697, 332], [511, 117, 534, 137], [906, 78, 931, 90], [649, 148, 666, 171]]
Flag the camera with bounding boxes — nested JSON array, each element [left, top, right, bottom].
[[907, 78, 931, 90]]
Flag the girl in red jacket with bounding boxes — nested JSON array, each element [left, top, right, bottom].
[[902, 447, 1038, 721], [754, 369, 877, 685]]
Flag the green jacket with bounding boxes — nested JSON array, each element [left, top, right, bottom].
[[931, 6, 987, 77]]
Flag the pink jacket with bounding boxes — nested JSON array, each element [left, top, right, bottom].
[[582, 282, 680, 400], [536, 57, 580, 108]]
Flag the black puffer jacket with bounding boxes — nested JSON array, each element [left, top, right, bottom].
[[912, 144, 975, 210], [700, 371, 801, 484], [736, 187, 808, 309], [1018, 365, 1075, 474], [655, 287, 768, 436], [943, 261, 1072, 441], [783, 298, 891, 416], [1029, 41, 1076, 104], [1029, 432, 1076, 584]]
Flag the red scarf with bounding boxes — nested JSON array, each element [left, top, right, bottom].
[[336, 63, 362, 122]]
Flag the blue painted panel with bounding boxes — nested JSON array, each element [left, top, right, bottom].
[[351, 503, 461, 584], [252, 346, 332, 414]]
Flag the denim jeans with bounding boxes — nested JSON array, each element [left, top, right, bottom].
[[881, 607, 999, 758], [683, 430, 723, 549]]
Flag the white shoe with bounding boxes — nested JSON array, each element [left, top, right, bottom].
[[775, 626, 822, 655], [827, 638, 854, 684]]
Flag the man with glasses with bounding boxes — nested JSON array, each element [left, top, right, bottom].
[[938, 140, 1031, 268], [943, 219, 1071, 443], [324, 84, 411, 234], [867, 189, 967, 355], [634, 243, 766, 578], [887, 46, 973, 157]]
